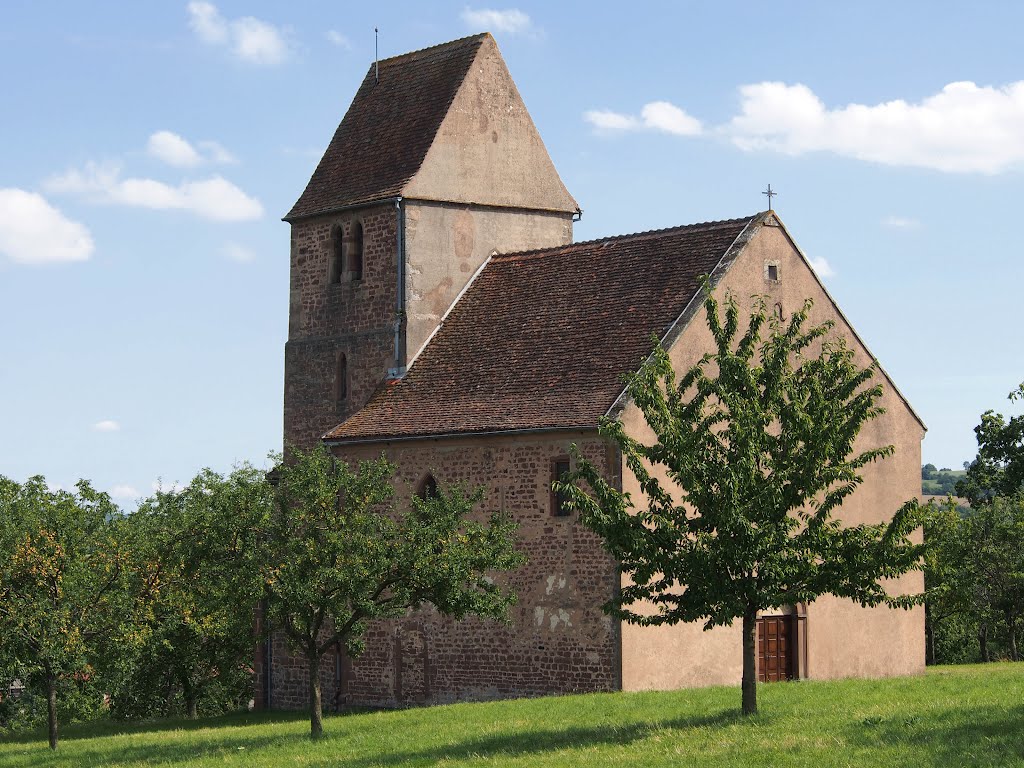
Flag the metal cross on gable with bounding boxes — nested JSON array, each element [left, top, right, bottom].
[[762, 184, 777, 210]]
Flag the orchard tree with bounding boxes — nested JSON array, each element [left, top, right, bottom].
[[264, 446, 525, 738], [558, 287, 925, 716], [110, 466, 272, 719], [957, 383, 1024, 505], [0, 477, 147, 749]]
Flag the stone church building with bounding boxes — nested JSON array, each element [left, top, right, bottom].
[[258, 33, 925, 710]]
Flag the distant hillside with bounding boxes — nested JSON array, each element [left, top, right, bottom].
[[922, 464, 966, 496]]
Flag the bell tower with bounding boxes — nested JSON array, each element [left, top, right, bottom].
[[283, 33, 578, 449]]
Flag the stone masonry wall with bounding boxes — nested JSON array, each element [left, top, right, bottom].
[[266, 431, 622, 710], [284, 204, 398, 449]]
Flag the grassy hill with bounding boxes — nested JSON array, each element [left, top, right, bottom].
[[2, 663, 1021, 767]]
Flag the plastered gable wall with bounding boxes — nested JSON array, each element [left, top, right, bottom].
[[402, 35, 577, 214], [284, 203, 398, 450], [267, 432, 622, 709], [403, 201, 572, 364], [616, 221, 925, 691]]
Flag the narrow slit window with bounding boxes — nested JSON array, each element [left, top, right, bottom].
[[774, 302, 784, 321], [551, 458, 571, 517], [335, 353, 348, 402]]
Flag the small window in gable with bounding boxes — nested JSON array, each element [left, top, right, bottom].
[[335, 353, 348, 402], [347, 221, 363, 281], [551, 457, 571, 517], [418, 474, 438, 500], [767, 264, 779, 281], [329, 225, 344, 285]]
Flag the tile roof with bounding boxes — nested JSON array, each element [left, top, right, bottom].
[[286, 34, 488, 221], [325, 215, 760, 443]]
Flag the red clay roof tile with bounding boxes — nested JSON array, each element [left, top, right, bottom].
[[325, 215, 759, 443]]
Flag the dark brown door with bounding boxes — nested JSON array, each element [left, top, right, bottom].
[[757, 616, 794, 682]]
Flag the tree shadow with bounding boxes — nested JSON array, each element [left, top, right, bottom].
[[339, 709, 745, 768], [3, 709, 308, 746], [843, 703, 1024, 766], [3, 708, 746, 767]]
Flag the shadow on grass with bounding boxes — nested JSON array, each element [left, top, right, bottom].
[[336, 709, 745, 768], [3, 709, 309, 746], [844, 703, 1024, 767], [4, 708, 745, 767]]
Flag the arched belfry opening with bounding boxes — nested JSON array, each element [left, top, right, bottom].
[[329, 225, 344, 284], [347, 221, 363, 281]]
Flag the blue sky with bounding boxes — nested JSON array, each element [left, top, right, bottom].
[[2, 1, 1021, 502]]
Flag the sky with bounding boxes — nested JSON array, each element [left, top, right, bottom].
[[3, 1, 1023, 503]]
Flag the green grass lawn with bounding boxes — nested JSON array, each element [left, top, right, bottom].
[[2, 664, 1022, 767]]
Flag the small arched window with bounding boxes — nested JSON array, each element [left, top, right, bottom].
[[417, 474, 438, 500], [335, 353, 348, 402], [347, 221, 363, 282], [774, 303, 784, 321], [328, 225, 344, 285]]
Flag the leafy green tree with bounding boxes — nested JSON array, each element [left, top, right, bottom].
[[109, 465, 272, 719], [957, 383, 1024, 505], [0, 477, 147, 749], [264, 446, 525, 738], [922, 463, 937, 481], [558, 288, 925, 715]]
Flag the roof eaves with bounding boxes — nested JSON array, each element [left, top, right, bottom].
[[323, 424, 597, 447]]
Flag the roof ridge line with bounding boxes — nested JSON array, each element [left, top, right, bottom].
[[376, 33, 489, 67], [489, 214, 760, 261]]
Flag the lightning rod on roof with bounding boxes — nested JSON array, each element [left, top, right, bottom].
[[374, 27, 379, 84]]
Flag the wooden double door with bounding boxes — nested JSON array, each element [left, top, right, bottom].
[[757, 615, 796, 682]]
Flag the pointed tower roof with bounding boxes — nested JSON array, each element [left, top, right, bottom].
[[286, 33, 577, 221]]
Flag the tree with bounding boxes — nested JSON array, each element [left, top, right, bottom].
[[264, 446, 525, 738], [957, 383, 1024, 506], [558, 288, 925, 715], [0, 477, 147, 749], [109, 466, 272, 719]]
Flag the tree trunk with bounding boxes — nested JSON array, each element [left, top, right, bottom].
[[308, 649, 323, 739], [741, 609, 758, 716], [1009, 616, 1019, 662], [979, 623, 990, 662], [46, 669, 58, 751], [182, 675, 198, 719]]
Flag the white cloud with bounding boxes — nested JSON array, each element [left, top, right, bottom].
[[326, 30, 351, 49], [727, 80, 1024, 173], [461, 7, 532, 35], [93, 419, 121, 432], [147, 131, 236, 167], [807, 256, 835, 278], [223, 242, 256, 263], [109, 484, 140, 500], [147, 131, 202, 167], [639, 101, 702, 136], [187, 1, 227, 43], [882, 215, 921, 230], [585, 101, 702, 137], [47, 163, 264, 222], [188, 2, 289, 66], [0, 189, 94, 265]]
